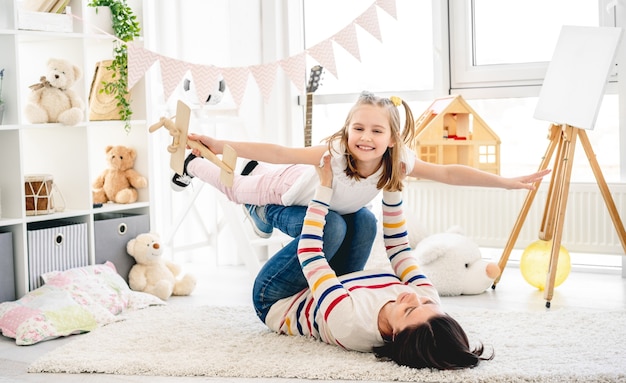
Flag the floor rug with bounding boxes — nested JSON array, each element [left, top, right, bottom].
[[29, 305, 626, 382]]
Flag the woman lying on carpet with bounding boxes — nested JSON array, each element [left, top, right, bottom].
[[253, 154, 494, 370]]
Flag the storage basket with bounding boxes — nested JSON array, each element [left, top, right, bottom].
[[24, 174, 65, 216], [27, 220, 88, 290], [94, 213, 150, 281]]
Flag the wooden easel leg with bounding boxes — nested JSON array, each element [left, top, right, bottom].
[[578, 130, 626, 253], [543, 126, 577, 306], [493, 124, 560, 287]]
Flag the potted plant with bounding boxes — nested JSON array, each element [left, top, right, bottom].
[[87, 0, 141, 132]]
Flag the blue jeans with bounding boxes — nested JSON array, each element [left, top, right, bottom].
[[252, 205, 377, 322]]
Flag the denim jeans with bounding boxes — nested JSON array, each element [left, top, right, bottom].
[[252, 205, 377, 322]]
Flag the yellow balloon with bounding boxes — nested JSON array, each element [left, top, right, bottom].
[[520, 240, 571, 290]]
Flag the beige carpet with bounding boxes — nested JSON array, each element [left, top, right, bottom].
[[29, 305, 626, 382]]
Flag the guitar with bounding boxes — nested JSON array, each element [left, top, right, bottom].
[[304, 65, 324, 147]]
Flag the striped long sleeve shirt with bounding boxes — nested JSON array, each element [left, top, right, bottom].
[[264, 186, 440, 352]]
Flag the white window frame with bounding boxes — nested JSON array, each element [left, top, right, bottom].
[[448, 0, 617, 98]]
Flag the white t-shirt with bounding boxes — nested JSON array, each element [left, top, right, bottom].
[[281, 140, 416, 215]]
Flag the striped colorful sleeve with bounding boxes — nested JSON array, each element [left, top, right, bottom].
[[297, 186, 350, 322], [381, 191, 433, 287]]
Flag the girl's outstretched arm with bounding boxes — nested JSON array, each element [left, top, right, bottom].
[[408, 157, 550, 190], [186, 133, 327, 165]]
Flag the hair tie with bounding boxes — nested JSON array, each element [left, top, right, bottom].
[[390, 96, 402, 107]]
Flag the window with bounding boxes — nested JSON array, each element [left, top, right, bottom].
[[449, 0, 604, 95]]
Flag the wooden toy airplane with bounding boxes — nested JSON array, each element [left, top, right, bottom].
[[149, 100, 237, 187]]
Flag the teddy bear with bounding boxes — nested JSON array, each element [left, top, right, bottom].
[[24, 58, 85, 126], [412, 225, 501, 296], [92, 145, 148, 204], [126, 233, 197, 300]]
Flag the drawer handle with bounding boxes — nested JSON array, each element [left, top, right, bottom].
[[55, 233, 64, 245], [117, 223, 128, 235]]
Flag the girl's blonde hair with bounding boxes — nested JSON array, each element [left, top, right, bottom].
[[324, 91, 416, 192]]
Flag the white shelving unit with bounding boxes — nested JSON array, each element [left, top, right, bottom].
[[0, 0, 151, 300]]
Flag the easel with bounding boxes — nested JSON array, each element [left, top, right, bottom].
[[493, 123, 626, 307], [493, 26, 626, 307]]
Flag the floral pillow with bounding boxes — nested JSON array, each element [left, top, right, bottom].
[[0, 262, 163, 345]]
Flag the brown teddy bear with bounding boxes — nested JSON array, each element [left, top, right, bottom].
[[126, 233, 196, 300], [92, 145, 148, 204], [24, 58, 85, 126]]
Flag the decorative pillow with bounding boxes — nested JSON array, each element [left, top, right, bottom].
[[0, 262, 164, 345]]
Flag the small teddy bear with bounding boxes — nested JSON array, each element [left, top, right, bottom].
[[92, 145, 148, 204], [24, 58, 84, 126], [126, 233, 197, 300], [413, 226, 501, 296]]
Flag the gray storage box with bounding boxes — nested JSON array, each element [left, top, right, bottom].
[[27, 220, 88, 290], [94, 213, 149, 282], [0, 232, 15, 302]]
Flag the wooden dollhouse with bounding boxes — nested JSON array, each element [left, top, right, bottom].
[[410, 95, 501, 175]]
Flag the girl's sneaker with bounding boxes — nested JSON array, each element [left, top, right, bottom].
[[171, 153, 197, 191], [243, 204, 273, 238]]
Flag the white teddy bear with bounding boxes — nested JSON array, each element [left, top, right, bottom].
[[24, 58, 84, 126], [412, 226, 501, 296], [126, 233, 196, 301]]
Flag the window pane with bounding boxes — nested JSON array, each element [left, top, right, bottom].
[[473, 0, 598, 65], [303, 0, 432, 94]]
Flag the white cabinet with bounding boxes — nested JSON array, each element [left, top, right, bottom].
[[0, 0, 151, 300]]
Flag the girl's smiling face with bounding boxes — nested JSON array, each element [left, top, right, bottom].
[[346, 104, 395, 170]]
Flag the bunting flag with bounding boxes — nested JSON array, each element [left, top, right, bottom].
[[376, 0, 398, 19], [127, 42, 158, 90], [332, 23, 361, 62], [307, 39, 338, 79], [220, 67, 250, 108], [356, 5, 382, 42], [124, 0, 397, 108], [279, 53, 307, 95], [250, 62, 279, 103]]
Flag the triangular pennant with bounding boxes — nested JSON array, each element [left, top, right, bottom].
[[249, 62, 278, 103], [307, 39, 338, 79], [127, 42, 158, 90], [190, 64, 220, 104], [332, 23, 361, 62], [279, 53, 307, 95], [220, 67, 250, 108], [158, 55, 190, 101], [356, 5, 383, 42], [375, 0, 397, 20]]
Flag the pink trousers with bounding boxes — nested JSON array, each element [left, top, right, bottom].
[[187, 158, 306, 205]]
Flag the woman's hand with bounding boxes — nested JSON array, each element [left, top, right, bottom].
[[316, 154, 333, 188]]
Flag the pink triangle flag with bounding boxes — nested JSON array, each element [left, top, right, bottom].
[[159, 56, 190, 101], [307, 39, 338, 79], [250, 62, 278, 103], [356, 5, 382, 42], [190, 64, 221, 105], [376, 0, 397, 19], [279, 53, 307, 95], [127, 42, 158, 90], [332, 23, 361, 62], [220, 67, 250, 108]]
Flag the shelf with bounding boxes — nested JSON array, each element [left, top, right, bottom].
[[0, 0, 151, 301]]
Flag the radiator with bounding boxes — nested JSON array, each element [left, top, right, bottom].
[[402, 181, 626, 255]]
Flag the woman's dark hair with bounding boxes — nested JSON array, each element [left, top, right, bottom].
[[373, 314, 494, 370]]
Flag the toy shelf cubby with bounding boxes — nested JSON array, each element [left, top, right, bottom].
[[0, 0, 152, 301]]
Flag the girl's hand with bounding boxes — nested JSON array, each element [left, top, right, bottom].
[[316, 154, 333, 188], [187, 133, 223, 156], [507, 168, 551, 190]]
